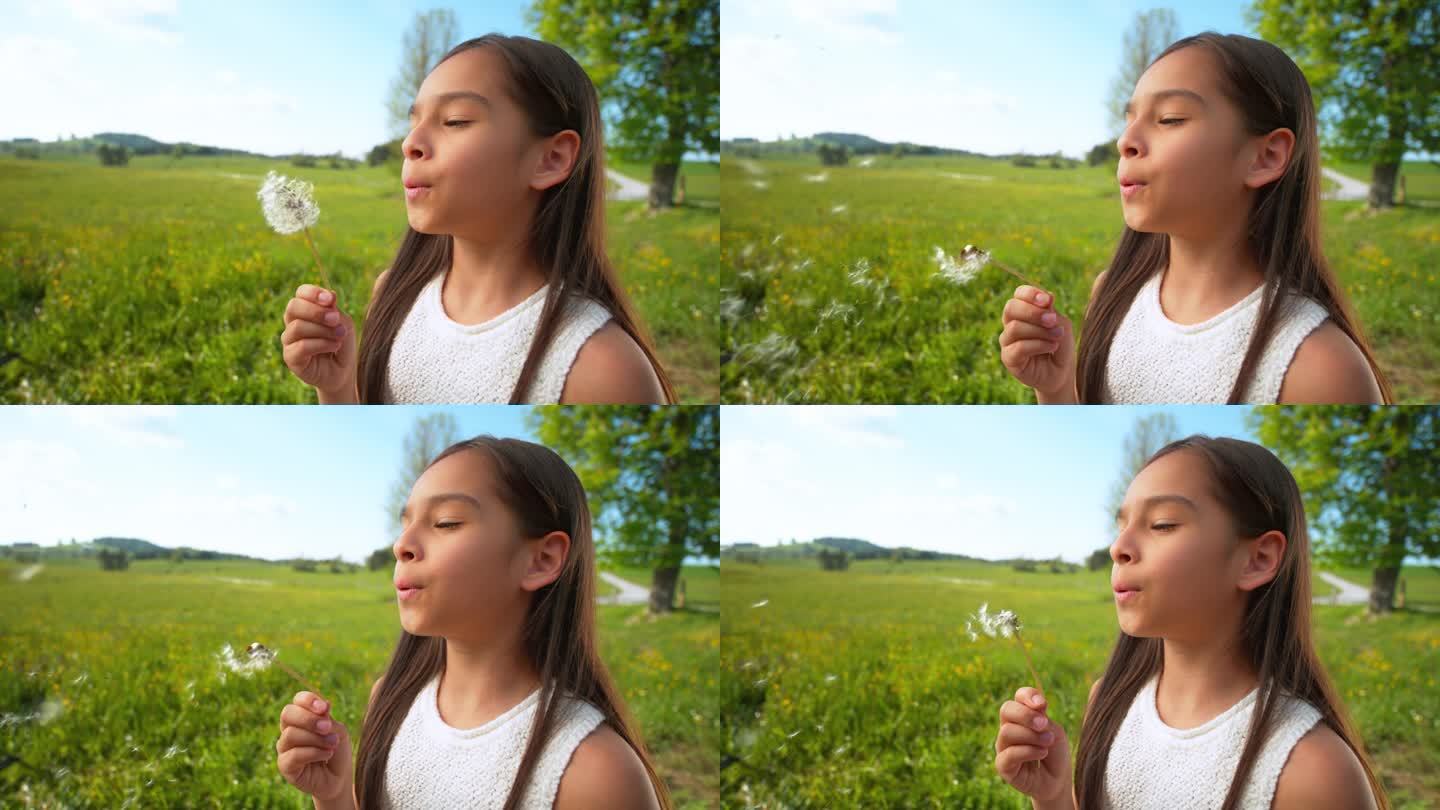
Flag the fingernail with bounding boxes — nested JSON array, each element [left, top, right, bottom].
[[325, 733, 338, 744], [324, 311, 339, 325], [1032, 695, 1045, 708], [313, 699, 326, 711], [319, 292, 333, 304], [1040, 731, 1054, 744], [334, 325, 346, 336], [1036, 293, 1050, 306], [1033, 716, 1048, 731], [1041, 312, 1057, 327], [317, 718, 332, 732], [1050, 326, 1064, 336]]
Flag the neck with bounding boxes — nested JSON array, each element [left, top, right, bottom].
[[442, 234, 548, 324], [437, 623, 541, 726], [1155, 628, 1258, 729], [1159, 213, 1265, 324]]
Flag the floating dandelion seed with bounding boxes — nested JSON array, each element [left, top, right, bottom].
[[257, 171, 332, 291], [802, 171, 829, 183], [965, 603, 1045, 695], [830, 204, 848, 214], [751, 599, 770, 608]]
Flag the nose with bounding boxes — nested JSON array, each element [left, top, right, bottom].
[[393, 529, 420, 563], [1116, 120, 1142, 160], [1110, 529, 1136, 566], [401, 128, 426, 161]]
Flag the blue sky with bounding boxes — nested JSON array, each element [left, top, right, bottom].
[[0, 1, 536, 158], [722, 0, 1253, 157], [0, 406, 535, 563], [720, 405, 1254, 563]]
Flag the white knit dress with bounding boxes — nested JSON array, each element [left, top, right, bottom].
[[1103, 675, 1323, 809], [1103, 271, 1329, 404], [382, 675, 607, 809], [384, 273, 613, 404]]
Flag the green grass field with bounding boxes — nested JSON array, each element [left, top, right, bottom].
[[0, 558, 718, 808], [720, 558, 1440, 808], [720, 155, 1440, 404], [0, 155, 719, 403]]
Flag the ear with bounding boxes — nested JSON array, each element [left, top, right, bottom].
[[520, 530, 571, 592], [1237, 529, 1286, 591], [529, 130, 581, 192], [1243, 127, 1295, 190]]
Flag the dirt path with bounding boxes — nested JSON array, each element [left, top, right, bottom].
[[1314, 571, 1370, 605], [606, 169, 649, 201], [598, 570, 650, 605], [1321, 167, 1369, 201]]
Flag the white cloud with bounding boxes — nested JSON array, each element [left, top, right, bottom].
[[784, 405, 903, 449], [782, 0, 902, 45], [61, 0, 181, 45], [66, 406, 183, 450]]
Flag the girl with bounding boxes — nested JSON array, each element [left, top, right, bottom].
[[275, 436, 668, 809], [998, 33, 1391, 405], [993, 436, 1386, 809], [279, 34, 674, 405]]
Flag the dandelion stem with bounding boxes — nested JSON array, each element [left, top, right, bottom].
[[301, 226, 333, 294], [991, 257, 1039, 288], [1011, 628, 1045, 697]]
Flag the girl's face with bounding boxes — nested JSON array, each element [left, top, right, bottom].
[[1115, 47, 1261, 238], [401, 47, 574, 240], [1109, 450, 1277, 642], [392, 450, 566, 641]]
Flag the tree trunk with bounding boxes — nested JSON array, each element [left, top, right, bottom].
[[1368, 162, 1400, 208], [648, 162, 678, 209], [1369, 565, 1399, 614], [649, 565, 679, 614]]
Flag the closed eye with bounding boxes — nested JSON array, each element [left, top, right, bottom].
[[1151, 522, 1178, 532], [1159, 118, 1184, 126], [444, 121, 470, 128], [435, 521, 462, 530]]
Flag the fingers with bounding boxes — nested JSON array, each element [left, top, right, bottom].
[[1013, 285, 1053, 309], [1000, 318, 1064, 347], [1000, 339, 1059, 367], [1015, 687, 1047, 711], [999, 698, 1049, 733], [997, 720, 1055, 752], [277, 745, 335, 775], [277, 724, 340, 754], [995, 744, 1051, 779], [285, 296, 341, 327], [283, 338, 344, 367], [283, 317, 348, 345], [295, 285, 336, 307], [1002, 296, 1060, 329]]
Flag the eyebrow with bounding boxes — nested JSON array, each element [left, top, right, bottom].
[[1115, 494, 1199, 522], [1124, 88, 1207, 117], [399, 492, 483, 523], [408, 91, 491, 118]]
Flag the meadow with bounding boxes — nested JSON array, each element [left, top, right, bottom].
[[0, 558, 719, 808], [0, 154, 719, 404], [719, 154, 1440, 404], [720, 558, 1440, 809]]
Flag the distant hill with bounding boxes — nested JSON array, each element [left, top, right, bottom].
[[721, 131, 994, 159], [722, 536, 988, 562], [1, 537, 262, 562], [3, 132, 276, 159]]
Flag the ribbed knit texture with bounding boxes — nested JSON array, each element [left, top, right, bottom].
[[382, 674, 606, 809], [384, 272, 613, 404], [1103, 675, 1322, 809], [1103, 271, 1329, 403]]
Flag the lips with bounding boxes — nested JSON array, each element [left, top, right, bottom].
[[394, 578, 423, 591], [402, 177, 431, 190]]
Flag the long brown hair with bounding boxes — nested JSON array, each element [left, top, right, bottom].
[[355, 34, 675, 404], [1073, 435, 1387, 809], [353, 436, 672, 810], [1076, 33, 1392, 404]]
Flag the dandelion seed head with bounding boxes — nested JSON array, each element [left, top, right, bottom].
[[257, 171, 320, 235], [216, 642, 271, 680], [966, 602, 1022, 640], [934, 245, 986, 285]]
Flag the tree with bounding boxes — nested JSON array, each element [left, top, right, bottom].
[[817, 143, 850, 166], [386, 412, 462, 538], [530, 0, 719, 209], [386, 9, 460, 138], [1087, 140, 1119, 167], [1086, 547, 1112, 571], [1106, 412, 1180, 525], [529, 406, 719, 613], [96, 143, 130, 166], [367, 140, 399, 167], [1249, 1, 1440, 208], [1250, 406, 1440, 614], [366, 547, 393, 571], [1107, 8, 1179, 135]]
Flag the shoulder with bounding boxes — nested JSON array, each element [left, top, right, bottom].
[[560, 321, 666, 404], [368, 676, 384, 711], [366, 268, 392, 319], [1087, 678, 1102, 713], [1278, 319, 1382, 404], [1271, 722, 1376, 809], [553, 722, 660, 810]]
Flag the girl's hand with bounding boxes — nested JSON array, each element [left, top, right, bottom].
[[277, 691, 353, 802], [282, 285, 357, 401], [995, 687, 1072, 803], [999, 286, 1077, 403]]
